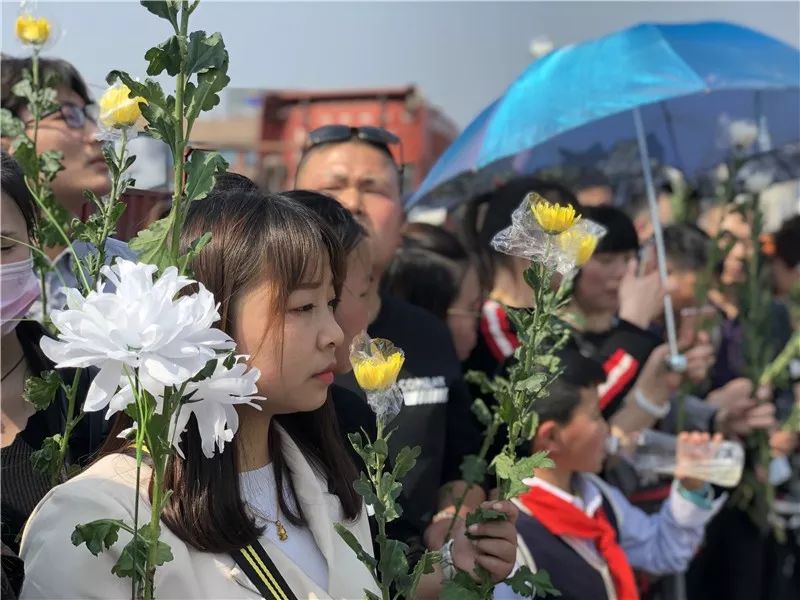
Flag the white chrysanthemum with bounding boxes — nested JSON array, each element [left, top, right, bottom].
[[168, 358, 264, 458], [40, 259, 234, 414]]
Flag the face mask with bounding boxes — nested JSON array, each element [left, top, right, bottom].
[[1, 257, 40, 335]]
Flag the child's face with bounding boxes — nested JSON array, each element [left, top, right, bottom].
[[234, 263, 344, 415], [550, 387, 609, 474], [575, 251, 635, 315]]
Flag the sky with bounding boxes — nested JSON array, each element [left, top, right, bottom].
[[2, 1, 799, 129]]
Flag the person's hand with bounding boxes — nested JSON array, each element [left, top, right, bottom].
[[675, 431, 723, 490], [637, 344, 683, 401], [709, 378, 777, 438], [618, 259, 667, 329], [451, 501, 519, 583], [770, 430, 798, 457], [683, 331, 715, 385]]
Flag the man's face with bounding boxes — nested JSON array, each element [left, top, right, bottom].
[[295, 141, 403, 273]]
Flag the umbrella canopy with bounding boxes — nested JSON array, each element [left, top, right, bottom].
[[408, 21, 800, 210]]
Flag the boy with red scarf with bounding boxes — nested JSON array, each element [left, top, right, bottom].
[[514, 348, 725, 600]]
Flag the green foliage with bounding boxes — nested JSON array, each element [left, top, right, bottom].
[[506, 565, 561, 598], [72, 519, 125, 556], [112, 525, 174, 580], [30, 434, 63, 480], [24, 370, 62, 411]]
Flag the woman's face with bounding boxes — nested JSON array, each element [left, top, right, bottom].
[[234, 262, 344, 415], [574, 250, 635, 315], [446, 264, 482, 361], [0, 191, 31, 265], [18, 86, 110, 216], [333, 240, 374, 374]]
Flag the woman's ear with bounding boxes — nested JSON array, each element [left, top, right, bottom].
[[532, 420, 560, 455]]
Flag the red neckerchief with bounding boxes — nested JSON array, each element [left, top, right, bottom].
[[518, 484, 639, 600]]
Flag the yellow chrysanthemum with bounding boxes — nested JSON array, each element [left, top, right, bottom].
[[558, 228, 599, 266], [98, 84, 145, 129], [529, 193, 580, 234], [15, 15, 50, 46], [352, 350, 405, 392]]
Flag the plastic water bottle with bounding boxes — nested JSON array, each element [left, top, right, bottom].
[[606, 429, 745, 488]]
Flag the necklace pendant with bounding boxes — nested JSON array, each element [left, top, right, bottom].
[[276, 520, 288, 542]]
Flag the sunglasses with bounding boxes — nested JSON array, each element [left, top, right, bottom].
[[29, 102, 98, 130], [305, 125, 405, 173]]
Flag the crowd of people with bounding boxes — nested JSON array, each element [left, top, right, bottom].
[[1, 52, 799, 600]]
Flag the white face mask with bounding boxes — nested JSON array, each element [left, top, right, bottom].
[[0, 257, 40, 335]]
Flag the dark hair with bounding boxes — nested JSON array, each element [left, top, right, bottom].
[[574, 168, 611, 192], [212, 171, 260, 194], [462, 177, 580, 287], [1, 151, 36, 236], [107, 188, 361, 554], [1, 56, 92, 117], [534, 347, 606, 425], [284, 189, 367, 255], [582, 205, 639, 254], [774, 214, 800, 268], [384, 224, 472, 320], [662, 223, 711, 271]]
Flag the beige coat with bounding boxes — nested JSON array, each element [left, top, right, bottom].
[[20, 429, 378, 600]]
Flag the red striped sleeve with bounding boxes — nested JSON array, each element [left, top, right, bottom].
[[480, 300, 520, 362]]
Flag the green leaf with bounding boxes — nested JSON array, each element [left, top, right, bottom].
[[0, 108, 25, 138], [493, 452, 554, 499], [11, 80, 35, 105], [334, 523, 377, 570], [145, 36, 182, 76], [183, 150, 229, 202], [177, 232, 211, 274], [72, 519, 123, 556], [24, 370, 61, 411], [372, 437, 389, 459], [111, 525, 173, 579], [184, 64, 230, 122], [30, 434, 62, 479], [39, 150, 64, 182], [141, 0, 179, 31], [459, 454, 487, 486], [514, 372, 547, 393], [441, 573, 485, 600], [185, 31, 227, 75], [12, 139, 38, 179], [352, 473, 380, 507], [128, 215, 172, 270], [377, 538, 409, 591], [470, 397, 492, 426], [506, 565, 561, 597], [465, 506, 507, 533], [392, 445, 420, 480]]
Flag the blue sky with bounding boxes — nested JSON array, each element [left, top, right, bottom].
[[3, 1, 799, 128]]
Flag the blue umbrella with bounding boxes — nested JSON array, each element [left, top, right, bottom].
[[408, 21, 800, 210], [408, 20, 800, 367]]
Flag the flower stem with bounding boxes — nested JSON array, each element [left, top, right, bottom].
[[169, 6, 190, 266]]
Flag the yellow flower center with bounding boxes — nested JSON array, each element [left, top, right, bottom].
[[15, 15, 50, 46], [529, 193, 580, 234], [352, 351, 405, 392], [98, 84, 145, 129], [558, 229, 599, 266]]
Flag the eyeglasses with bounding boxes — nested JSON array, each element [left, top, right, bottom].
[[28, 102, 98, 130], [305, 125, 405, 173]]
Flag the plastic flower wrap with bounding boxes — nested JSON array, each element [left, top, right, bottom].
[[98, 82, 145, 141], [491, 192, 606, 274], [15, 13, 50, 46], [350, 331, 405, 422]]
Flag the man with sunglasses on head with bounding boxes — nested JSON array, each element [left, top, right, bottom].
[[295, 125, 485, 553], [1, 56, 136, 315]]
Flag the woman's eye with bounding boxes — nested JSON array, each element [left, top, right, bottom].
[[328, 297, 341, 310], [292, 303, 315, 313]]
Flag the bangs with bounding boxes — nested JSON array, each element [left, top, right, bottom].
[[263, 196, 345, 308]]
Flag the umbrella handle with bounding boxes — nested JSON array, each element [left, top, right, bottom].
[[632, 107, 686, 373]]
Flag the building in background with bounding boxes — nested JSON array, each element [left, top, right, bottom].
[[188, 85, 459, 193]]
